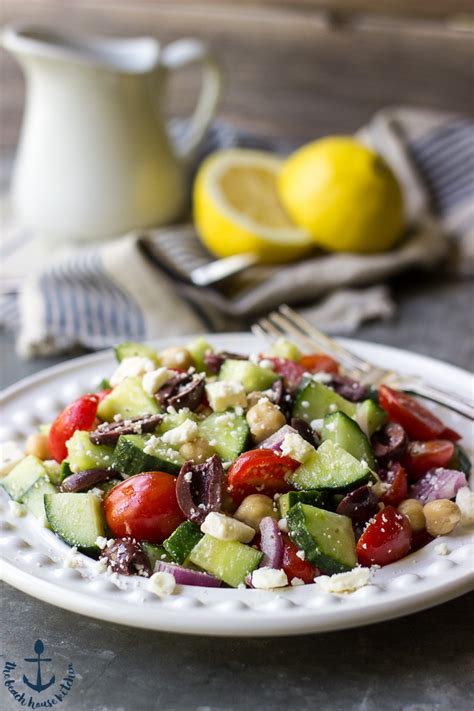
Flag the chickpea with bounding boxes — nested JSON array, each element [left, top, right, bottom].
[[247, 391, 266, 409], [234, 494, 278, 530], [423, 499, 461, 536], [160, 346, 193, 371], [398, 499, 425, 533], [179, 437, 215, 464], [246, 398, 286, 444], [25, 433, 50, 460]]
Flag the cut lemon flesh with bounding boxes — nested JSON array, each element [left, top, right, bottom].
[[193, 149, 312, 263]]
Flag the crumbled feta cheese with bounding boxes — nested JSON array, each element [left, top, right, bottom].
[[316, 567, 371, 594], [95, 536, 108, 550], [142, 367, 174, 396], [183, 471, 193, 483], [62, 547, 82, 569], [435, 543, 449, 556], [310, 419, 324, 433], [162, 419, 199, 446], [280, 432, 314, 463], [311, 372, 333, 383], [8, 500, 26, 517], [89, 487, 104, 500], [290, 577, 305, 587], [200, 512, 255, 543], [149, 571, 176, 596], [251, 567, 288, 589], [205, 381, 247, 412], [295, 549, 305, 560], [0, 441, 24, 477], [455, 487, 474, 526], [110, 356, 155, 387], [278, 518, 288, 532], [259, 359, 274, 370], [328, 403, 338, 413]]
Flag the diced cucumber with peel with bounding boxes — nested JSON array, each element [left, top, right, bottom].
[[112, 434, 183, 477], [141, 542, 171, 570], [355, 399, 387, 438], [158, 410, 198, 435], [289, 439, 374, 492], [66, 430, 114, 473], [287, 503, 357, 574], [44, 492, 105, 554], [292, 381, 356, 422], [269, 338, 301, 361], [21, 477, 56, 518], [321, 411, 376, 470], [163, 521, 203, 564], [278, 490, 330, 519], [1, 455, 47, 501], [189, 534, 263, 588], [187, 337, 213, 373], [114, 341, 159, 363], [97, 376, 161, 421], [219, 359, 278, 393], [198, 411, 249, 461]]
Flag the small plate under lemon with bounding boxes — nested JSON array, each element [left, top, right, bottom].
[[193, 149, 313, 263]]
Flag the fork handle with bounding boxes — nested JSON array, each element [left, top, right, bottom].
[[390, 376, 474, 420]]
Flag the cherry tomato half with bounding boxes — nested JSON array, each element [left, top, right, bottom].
[[403, 440, 455, 480], [357, 506, 412, 567], [379, 386, 459, 442], [380, 462, 408, 507], [48, 394, 99, 462], [227, 449, 299, 502], [282, 535, 319, 584], [104, 472, 185, 543], [299, 353, 339, 374]]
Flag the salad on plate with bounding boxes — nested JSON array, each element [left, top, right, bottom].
[[1, 337, 472, 596]]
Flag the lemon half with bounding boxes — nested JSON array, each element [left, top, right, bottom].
[[193, 149, 312, 263]]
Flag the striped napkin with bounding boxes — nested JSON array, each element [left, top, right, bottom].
[[1, 108, 472, 358]]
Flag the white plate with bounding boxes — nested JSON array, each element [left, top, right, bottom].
[[1, 334, 473, 637]]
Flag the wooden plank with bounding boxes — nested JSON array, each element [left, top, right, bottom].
[[1, 1, 473, 152]]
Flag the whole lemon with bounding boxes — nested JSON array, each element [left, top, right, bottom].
[[278, 137, 404, 253]]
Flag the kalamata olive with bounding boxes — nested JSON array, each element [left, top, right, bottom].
[[372, 422, 408, 462], [290, 417, 319, 448], [168, 373, 205, 411], [204, 351, 247, 374], [101, 537, 151, 576], [155, 372, 191, 407], [176, 454, 225, 524], [90, 413, 162, 446], [60, 468, 119, 492], [336, 485, 379, 524], [271, 379, 293, 419], [329, 374, 368, 402]]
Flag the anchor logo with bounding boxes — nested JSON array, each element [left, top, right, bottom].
[[22, 640, 56, 693]]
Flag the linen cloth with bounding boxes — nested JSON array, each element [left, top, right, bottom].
[[0, 107, 472, 358]]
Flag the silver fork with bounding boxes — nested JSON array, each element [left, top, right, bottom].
[[252, 304, 474, 420]]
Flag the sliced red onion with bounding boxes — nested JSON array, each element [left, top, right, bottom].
[[410, 468, 468, 504], [60, 468, 118, 492], [156, 561, 221, 587], [257, 425, 297, 452], [176, 454, 224, 524], [259, 516, 283, 569]]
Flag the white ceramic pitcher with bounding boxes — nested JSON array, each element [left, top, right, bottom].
[[2, 23, 222, 242]]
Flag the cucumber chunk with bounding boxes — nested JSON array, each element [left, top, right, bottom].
[[189, 534, 263, 588], [157, 410, 198, 435], [449, 444, 472, 475], [287, 503, 357, 574], [114, 341, 159, 363], [321, 411, 376, 470], [66, 430, 114, 473], [289, 439, 373, 492], [112, 434, 183, 477], [269, 338, 301, 361], [278, 490, 330, 519], [97, 376, 161, 421], [44, 492, 105, 554], [187, 337, 213, 373], [355, 399, 387, 437], [21, 477, 56, 518], [1, 455, 47, 501], [292, 381, 356, 422], [163, 521, 203, 564], [198, 411, 249, 461], [141, 542, 171, 570], [219, 359, 278, 393]]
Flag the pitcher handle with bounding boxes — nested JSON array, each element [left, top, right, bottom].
[[162, 38, 222, 162]]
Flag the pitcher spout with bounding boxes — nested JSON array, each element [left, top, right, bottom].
[[1, 22, 161, 74]]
